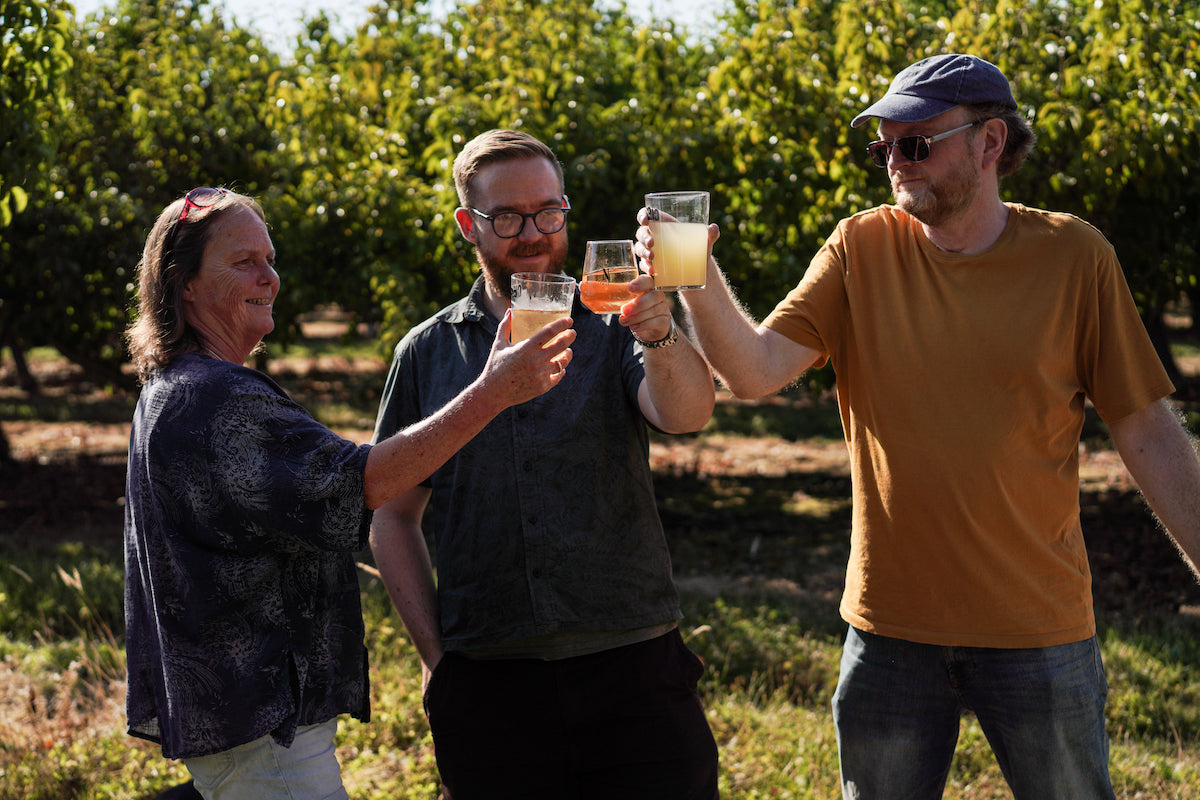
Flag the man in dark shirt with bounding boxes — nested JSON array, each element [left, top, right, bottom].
[[370, 129, 720, 799]]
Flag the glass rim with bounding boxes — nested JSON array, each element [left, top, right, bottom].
[[644, 190, 709, 200], [511, 272, 576, 284]]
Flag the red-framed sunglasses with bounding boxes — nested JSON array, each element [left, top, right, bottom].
[[167, 187, 227, 251], [178, 186, 226, 224]]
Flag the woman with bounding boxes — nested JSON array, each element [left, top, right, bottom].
[[124, 187, 574, 799]]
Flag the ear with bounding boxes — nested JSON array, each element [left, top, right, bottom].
[[454, 207, 477, 243], [980, 118, 1007, 171]]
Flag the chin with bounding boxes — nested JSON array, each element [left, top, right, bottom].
[[896, 196, 932, 224]]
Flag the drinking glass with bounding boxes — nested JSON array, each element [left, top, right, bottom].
[[644, 191, 709, 290], [580, 239, 640, 315], [510, 272, 576, 343]]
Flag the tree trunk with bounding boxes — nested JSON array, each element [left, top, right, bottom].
[[5, 336, 40, 395]]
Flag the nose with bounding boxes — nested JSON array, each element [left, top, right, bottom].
[[887, 142, 912, 168], [261, 260, 280, 287], [516, 217, 543, 241]]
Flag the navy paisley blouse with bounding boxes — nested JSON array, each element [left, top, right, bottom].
[[124, 354, 373, 759]]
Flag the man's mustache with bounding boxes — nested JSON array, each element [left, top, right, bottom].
[[510, 244, 550, 257]]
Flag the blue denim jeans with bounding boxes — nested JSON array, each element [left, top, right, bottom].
[[831, 626, 1116, 800], [183, 719, 348, 800]]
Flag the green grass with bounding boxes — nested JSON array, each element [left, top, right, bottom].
[[5, 341, 1200, 797], [2, 549, 1199, 799]]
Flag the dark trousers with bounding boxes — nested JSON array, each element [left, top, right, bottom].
[[424, 628, 720, 799]]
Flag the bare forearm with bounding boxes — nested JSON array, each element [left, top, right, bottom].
[[369, 512, 443, 670], [640, 331, 715, 433], [1110, 399, 1200, 581], [363, 377, 504, 509], [365, 317, 575, 509], [680, 258, 815, 399]]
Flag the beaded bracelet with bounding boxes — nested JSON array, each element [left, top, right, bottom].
[[635, 319, 679, 349]]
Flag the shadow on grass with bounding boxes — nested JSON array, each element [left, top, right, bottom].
[[4, 382, 1199, 659], [0, 456, 126, 539], [656, 467, 851, 586]]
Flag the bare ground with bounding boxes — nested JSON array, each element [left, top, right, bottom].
[[3, 347, 1199, 618]]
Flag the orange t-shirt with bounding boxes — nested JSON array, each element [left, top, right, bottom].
[[763, 204, 1174, 648]]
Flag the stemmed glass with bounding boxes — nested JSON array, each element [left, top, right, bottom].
[[580, 239, 640, 314]]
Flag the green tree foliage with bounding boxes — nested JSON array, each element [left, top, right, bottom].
[[3, 0, 287, 383], [0, 0, 71, 225], [319, 0, 725, 347], [1, 0, 72, 459], [702, 0, 865, 315], [3, 0, 1198, 385], [270, 0, 462, 343], [703, 0, 1200, 378]]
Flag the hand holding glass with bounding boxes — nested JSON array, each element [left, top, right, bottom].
[[510, 273, 576, 343], [580, 240, 641, 314], [645, 191, 709, 291]]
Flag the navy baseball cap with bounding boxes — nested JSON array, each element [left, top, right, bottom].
[[851, 54, 1017, 128]]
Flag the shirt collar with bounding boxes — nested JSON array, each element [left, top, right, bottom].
[[439, 274, 494, 328]]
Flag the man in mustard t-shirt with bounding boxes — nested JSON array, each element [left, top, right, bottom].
[[637, 54, 1200, 798]]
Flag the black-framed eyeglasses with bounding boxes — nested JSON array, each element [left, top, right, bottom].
[[470, 195, 571, 238], [865, 121, 983, 168]]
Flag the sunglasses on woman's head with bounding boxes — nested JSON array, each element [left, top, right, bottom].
[[177, 187, 227, 226], [166, 187, 227, 254], [865, 120, 983, 168]]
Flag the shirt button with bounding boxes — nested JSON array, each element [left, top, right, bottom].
[[527, 516, 538, 525], [523, 460, 533, 471], [517, 409, 528, 419], [532, 568, 543, 578]]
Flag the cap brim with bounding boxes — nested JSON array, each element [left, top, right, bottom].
[[850, 94, 959, 128]]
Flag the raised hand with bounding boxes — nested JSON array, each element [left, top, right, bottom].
[[479, 310, 575, 406]]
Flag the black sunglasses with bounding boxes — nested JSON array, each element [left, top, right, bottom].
[[865, 121, 983, 168]]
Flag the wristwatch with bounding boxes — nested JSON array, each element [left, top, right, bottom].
[[635, 319, 679, 349]]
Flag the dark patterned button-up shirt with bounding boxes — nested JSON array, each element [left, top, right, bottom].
[[373, 277, 681, 656], [124, 354, 373, 759]]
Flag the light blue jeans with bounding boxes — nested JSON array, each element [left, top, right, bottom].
[[184, 718, 349, 800], [832, 626, 1116, 800]]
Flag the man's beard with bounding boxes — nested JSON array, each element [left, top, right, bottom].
[[477, 239, 569, 300], [894, 158, 981, 228]]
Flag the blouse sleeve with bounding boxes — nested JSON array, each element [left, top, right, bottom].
[[154, 365, 373, 555]]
